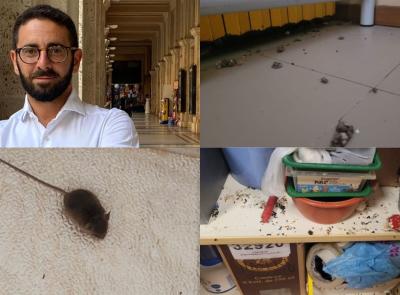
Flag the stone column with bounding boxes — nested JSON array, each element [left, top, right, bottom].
[[191, 27, 200, 134], [0, 1, 32, 119], [186, 37, 194, 131], [80, 0, 106, 106], [154, 65, 161, 116], [177, 39, 187, 127], [158, 60, 166, 119], [67, 0, 80, 92], [178, 37, 194, 128], [170, 47, 180, 84], [194, 0, 200, 26], [163, 55, 172, 85], [149, 69, 156, 115], [179, 38, 192, 71]]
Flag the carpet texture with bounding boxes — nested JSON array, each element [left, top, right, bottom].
[[0, 149, 199, 294]]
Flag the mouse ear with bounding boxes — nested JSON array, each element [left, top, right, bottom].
[[105, 211, 111, 220]]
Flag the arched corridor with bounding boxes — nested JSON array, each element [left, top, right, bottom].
[[105, 0, 200, 146]]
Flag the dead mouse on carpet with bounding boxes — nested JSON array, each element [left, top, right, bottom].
[[0, 158, 110, 239]]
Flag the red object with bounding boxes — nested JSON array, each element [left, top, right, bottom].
[[261, 196, 278, 223], [293, 197, 364, 224], [388, 214, 400, 231]]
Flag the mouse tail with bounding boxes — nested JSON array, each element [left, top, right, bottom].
[[0, 158, 66, 194]]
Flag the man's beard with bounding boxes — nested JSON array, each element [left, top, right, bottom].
[[16, 59, 74, 102]]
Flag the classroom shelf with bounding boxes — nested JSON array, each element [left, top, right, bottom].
[[200, 175, 400, 245]]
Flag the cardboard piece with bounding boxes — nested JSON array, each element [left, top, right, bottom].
[[376, 149, 400, 187], [218, 244, 306, 295]]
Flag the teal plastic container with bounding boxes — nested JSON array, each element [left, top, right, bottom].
[[282, 153, 381, 172], [286, 178, 372, 198]]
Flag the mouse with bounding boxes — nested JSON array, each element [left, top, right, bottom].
[[0, 158, 110, 239], [63, 189, 110, 239]]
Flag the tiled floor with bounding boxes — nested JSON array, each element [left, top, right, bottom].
[[201, 23, 400, 147], [132, 112, 200, 147]]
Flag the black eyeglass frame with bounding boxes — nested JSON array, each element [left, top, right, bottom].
[[15, 45, 79, 64]]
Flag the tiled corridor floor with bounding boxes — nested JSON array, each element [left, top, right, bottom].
[[132, 112, 200, 147], [201, 22, 400, 147]]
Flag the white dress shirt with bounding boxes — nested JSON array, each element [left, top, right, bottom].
[[0, 90, 139, 147]]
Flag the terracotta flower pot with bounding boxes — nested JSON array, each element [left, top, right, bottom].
[[292, 197, 365, 224]]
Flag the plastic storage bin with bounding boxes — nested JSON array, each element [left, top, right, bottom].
[[282, 153, 381, 172], [286, 179, 372, 224], [286, 178, 372, 198], [222, 148, 274, 189], [283, 151, 379, 224], [286, 169, 376, 193]]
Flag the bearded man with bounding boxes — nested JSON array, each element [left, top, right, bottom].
[[0, 5, 139, 147]]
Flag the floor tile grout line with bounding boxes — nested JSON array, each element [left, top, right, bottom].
[[176, 133, 197, 144], [261, 53, 400, 128], [176, 133, 200, 144], [263, 55, 400, 97], [337, 98, 365, 122], [375, 60, 400, 88]]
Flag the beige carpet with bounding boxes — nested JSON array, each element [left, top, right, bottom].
[[0, 149, 199, 294]]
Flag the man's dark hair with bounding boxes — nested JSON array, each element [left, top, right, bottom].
[[12, 4, 78, 49]]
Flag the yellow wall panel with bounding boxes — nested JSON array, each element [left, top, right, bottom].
[[270, 7, 288, 27], [288, 5, 303, 23], [249, 9, 271, 30], [302, 4, 316, 21], [281, 8, 289, 24], [208, 15, 226, 40], [326, 2, 336, 16], [200, 16, 213, 42], [238, 12, 251, 34], [249, 10, 271, 31], [315, 3, 326, 18], [223, 13, 241, 35], [249, 10, 263, 30], [201, 2, 336, 41], [264, 9, 272, 29]]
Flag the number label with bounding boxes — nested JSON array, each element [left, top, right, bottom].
[[229, 243, 290, 260]]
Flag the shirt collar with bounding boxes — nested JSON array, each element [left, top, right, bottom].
[[20, 89, 86, 122]]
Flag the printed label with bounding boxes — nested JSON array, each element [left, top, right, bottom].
[[229, 244, 290, 260]]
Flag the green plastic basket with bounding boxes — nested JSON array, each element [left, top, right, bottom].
[[282, 152, 381, 172], [286, 178, 372, 198]]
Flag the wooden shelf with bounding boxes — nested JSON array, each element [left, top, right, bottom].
[[200, 175, 400, 245]]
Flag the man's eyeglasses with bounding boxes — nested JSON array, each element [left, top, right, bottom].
[[15, 45, 78, 64]]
